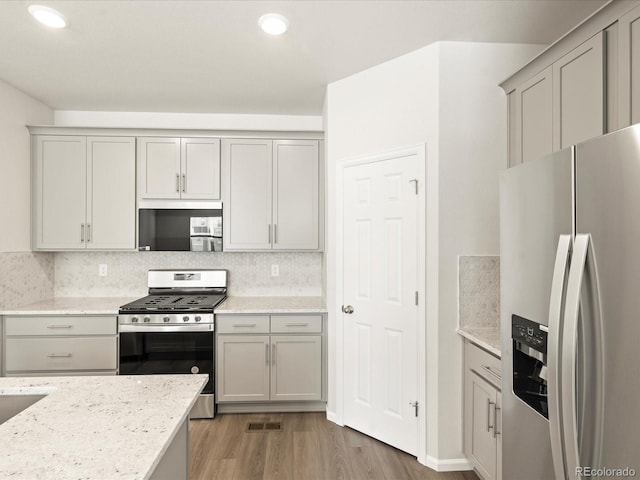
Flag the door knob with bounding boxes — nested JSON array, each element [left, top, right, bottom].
[[342, 305, 354, 314]]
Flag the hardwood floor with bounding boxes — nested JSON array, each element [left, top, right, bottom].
[[190, 412, 479, 480]]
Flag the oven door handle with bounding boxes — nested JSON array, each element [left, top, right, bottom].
[[119, 324, 214, 333]]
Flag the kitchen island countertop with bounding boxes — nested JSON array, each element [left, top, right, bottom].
[[215, 296, 327, 314], [0, 374, 206, 479], [0, 296, 138, 315]]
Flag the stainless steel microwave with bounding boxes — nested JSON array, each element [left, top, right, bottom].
[[138, 208, 223, 252]]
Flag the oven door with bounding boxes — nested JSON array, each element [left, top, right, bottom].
[[119, 326, 214, 395]]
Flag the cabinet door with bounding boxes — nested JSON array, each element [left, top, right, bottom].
[[619, 4, 640, 127], [465, 371, 498, 480], [270, 335, 322, 401], [34, 135, 87, 249], [137, 137, 181, 199], [216, 335, 270, 402], [86, 137, 136, 249], [553, 32, 605, 150], [272, 140, 320, 250], [222, 139, 273, 250], [180, 138, 221, 200], [515, 66, 553, 164]]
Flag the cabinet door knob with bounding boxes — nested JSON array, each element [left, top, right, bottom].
[[342, 305, 354, 314]]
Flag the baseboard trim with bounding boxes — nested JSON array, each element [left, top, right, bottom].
[[326, 409, 341, 425], [216, 401, 326, 414], [423, 455, 473, 472]]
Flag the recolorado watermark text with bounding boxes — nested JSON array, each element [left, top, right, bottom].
[[577, 467, 636, 477]]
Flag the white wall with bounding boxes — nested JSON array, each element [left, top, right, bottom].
[[435, 41, 544, 464], [54, 110, 323, 131], [0, 79, 53, 252], [325, 41, 543, 469]]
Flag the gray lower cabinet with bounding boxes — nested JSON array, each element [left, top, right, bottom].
[[3, 315, 118, 376], [464, 340, 502, 480], [216, 314, 323, 404]]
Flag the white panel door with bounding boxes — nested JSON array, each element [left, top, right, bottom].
[[181, 137, 221, 200], [86, 137, 136, 250], [342, 153, 419, 455], [34, 136, 87, 249], [222, 139, 273, 250], [272, 140, 319, 250], [270, 335, 322, 401], [138, 137, 181, 199]]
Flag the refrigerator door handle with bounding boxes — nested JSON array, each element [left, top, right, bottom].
[[548, 234, 572, 480], [561, 233, 605, 480]]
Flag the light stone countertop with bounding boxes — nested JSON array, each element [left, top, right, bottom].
[[0, 297, 138, 315], [215, 296, 327, 314], [457, 327, 502, 358], [0, 374, 207, 479]]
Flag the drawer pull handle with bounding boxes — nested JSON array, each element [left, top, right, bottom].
[[232, 323, 257, 327], [47, 353, 72, 358], [481, 365, 502, 380], [285, 323, 309, 327], [47, 325, 73, 329]]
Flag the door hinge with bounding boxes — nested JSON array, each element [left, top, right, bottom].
[[409, 400, 419, 417], [415, 291, 418, 305], [409, 179, 418, 195]]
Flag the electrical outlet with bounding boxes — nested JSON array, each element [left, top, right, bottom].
[[271, 264, 279, 277], [99, 264, 108, 277]]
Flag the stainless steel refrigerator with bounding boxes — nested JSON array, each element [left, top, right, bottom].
[[500, 124, 640, 480]]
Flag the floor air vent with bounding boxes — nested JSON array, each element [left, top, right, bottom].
[[246, 421, 282, 432]]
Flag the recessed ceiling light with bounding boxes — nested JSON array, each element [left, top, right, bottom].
[[28, 5, 68, 29], [258, 13, 289, 36]]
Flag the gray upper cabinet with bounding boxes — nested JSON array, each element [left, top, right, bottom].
[[223, 139, 273, 250], [552, 32, 605, 150], [34, 136, 135, 250], [137, 137, 220, 200], [619, 3, 640, 127], [503, 1, 640, 168], [223, 138, 321, 251], [273, 140, 320, 250], [514, 66, 553, 165]]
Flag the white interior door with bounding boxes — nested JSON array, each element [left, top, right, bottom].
[[342, 152, 419, 455]]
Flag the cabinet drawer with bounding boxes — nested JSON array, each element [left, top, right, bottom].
[[5, 316, 117, 336], [270, 315, 322, 333], [465, 340, 502, 389], [5, 337, 117, 371], [216, 315, 270, 334]]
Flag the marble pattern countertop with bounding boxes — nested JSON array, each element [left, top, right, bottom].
[[0, 374, 206, 479], [457, 327, 502, 358], [215, 296, 327, 314], [0, 297, 138, 315]]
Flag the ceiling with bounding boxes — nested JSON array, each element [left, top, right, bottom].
[[0, 0, 607, 115]]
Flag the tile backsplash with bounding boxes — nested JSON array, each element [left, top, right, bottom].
[[459, 255, 500, 329], [54, 251, 323, 297], [0, 252, 54, 309]]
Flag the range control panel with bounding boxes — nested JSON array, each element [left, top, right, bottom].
[[512, 314, 547, 354]]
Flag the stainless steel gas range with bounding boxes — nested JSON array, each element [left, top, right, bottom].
[[118, 269, 227, 419]]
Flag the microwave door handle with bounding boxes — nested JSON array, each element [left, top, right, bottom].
[[548, 234, 572, 480]]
